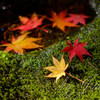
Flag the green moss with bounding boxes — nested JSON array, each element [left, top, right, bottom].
[[1, 1, 100, 100]]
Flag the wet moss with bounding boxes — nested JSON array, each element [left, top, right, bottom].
[[0, 0, 100, 100]]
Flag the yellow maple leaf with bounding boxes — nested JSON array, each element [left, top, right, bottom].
[[44, 56, 69, 82], [1, 33, 43, 54]]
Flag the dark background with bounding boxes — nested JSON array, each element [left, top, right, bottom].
[[0, 0, 96, 24]]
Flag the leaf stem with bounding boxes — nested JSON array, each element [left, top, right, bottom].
[[36, 27, 48, 33], [65, 72, 85, 83]]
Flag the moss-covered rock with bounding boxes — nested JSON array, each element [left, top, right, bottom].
[[0, 0, 100, 100]]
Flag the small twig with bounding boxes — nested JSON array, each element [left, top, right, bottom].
[[65, 72, 85, 83], [88, 61, 97, 70]]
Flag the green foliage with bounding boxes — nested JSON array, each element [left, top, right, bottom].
[[0, 1, 100, 100]]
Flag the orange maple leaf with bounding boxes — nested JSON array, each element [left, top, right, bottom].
[[49, 10, 79, 32], [1, 33, 43, 54]]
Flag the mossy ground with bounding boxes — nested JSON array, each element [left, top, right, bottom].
[[0, 1, 100, 100]]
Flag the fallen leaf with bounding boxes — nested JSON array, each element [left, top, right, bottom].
[[61, 37, 92, 63], [12, 13, 47, 32], [49, 10, 79, 32], [44, 56, 85, 83], [1, 33, 43, 54], [19, 16, 29, 24], [66, 14, 90, 25], [44, 56, 69, 82]]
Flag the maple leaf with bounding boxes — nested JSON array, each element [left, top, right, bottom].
[[66, 14, 90, 26], [61, 37, 92, 63], [44, 56, 85, 83], [44, 56, 69, 82], [1, 33, 43, 54], [49, 10, 79, 32], [12, 13, 47, 32]]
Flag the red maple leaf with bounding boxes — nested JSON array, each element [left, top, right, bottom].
[[12, 13, 48, 32], [66, 14, 90, 26], [61, 37, 92, 63]]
